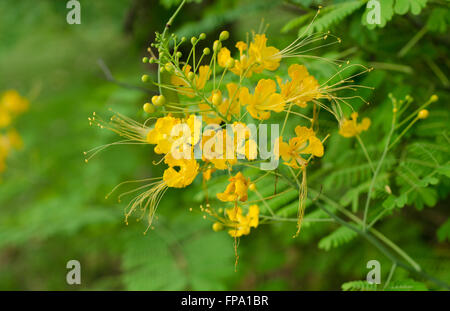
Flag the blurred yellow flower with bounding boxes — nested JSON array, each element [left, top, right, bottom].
[[240, 79, 284, 120], [277, 126, 324, 169], [0, 90, 29, 116], [226, 205, 259, 237], [339, 112, 371, 138]]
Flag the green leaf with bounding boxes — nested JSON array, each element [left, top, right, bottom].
[[121, 215, 234, 290], [342, 280, 377, 291], [297, 1, 365, 37], [437, 219, 450, 242], [426, 8, 450, 33], [362, 0, 394, 29], [318, 226, 358, 251], [394, 0, 428, 16]]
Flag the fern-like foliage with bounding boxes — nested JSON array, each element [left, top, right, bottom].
[[318, 226, 358, 251]]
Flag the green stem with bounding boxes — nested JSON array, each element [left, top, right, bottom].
[[158, 0, 187, 95], [356, 135, 375, 173], [363, 107, 396, 230], [383, 263, 397, 290]]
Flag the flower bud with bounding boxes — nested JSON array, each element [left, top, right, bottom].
[[187, 72, 195, 81], [143, 103, 155, 113], [199, 33, 206, 40], [418, 109, 429, 119], [176, 51, 182, 58], [212, 92, 222, 106], [219, 30, 229, 41], [203, 47, 210, 55], [142, 57, 149, 63], [191, 36, 197, 45], [430, 94, 438, 102], [225, 58, 235, 68], [164, 63, 173, 72], [213, 40, 221, 52], [154, 95, 166, 106], [212, 222, 224, 232], [141, 74, 150, 83]]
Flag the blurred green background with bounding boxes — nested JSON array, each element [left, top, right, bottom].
[[0, 0, 449, 290]]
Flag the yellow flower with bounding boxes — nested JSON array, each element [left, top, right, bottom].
[[276, 64, 320, 108], [249, 34, 281, 73], [146, 115, 181, 154], [146, 114, 201, 155], [170, 64, 211, 97], [163, 153, 199, 188], [338, 112, 371, 138], [277, 126, 324, 169], [227, 122, 258, 160], [202, 167, 216, 181], [0, 108, 11, 128], [217, 83, 240, 121], [217, 172, 251, 202], [7, 129, 23, 150], [225, 205, 259, 237], [240, 79, 285, 120], [218, 47, 232, 68], [0, 90, 29, 116], [217, 35, 280, 78]]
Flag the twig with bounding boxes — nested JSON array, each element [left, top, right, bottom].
[[97, 58, 155, 94]]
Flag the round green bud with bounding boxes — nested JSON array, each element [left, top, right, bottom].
[[191, 36, 197, 45], [141, 74, 150, 83], [143, 103, 155, 114], [199, 33, 206, 40], [203, 48, 210, 55], [159, 67, 165, 73], [176, 51, 182, 58], [142, 57, 149, 63], [187, 72, 195, 81], [181, 36, 186, 42], [219, 30, 229, 41], [149, 57, 156, 64], [154, 95, 166, 106], [164, 63, 173, 72]]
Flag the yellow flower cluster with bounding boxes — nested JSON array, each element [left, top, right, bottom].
[[0, 90, 28, 174], [90, 25, 372, 240], [218, 34, 281, 77]]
